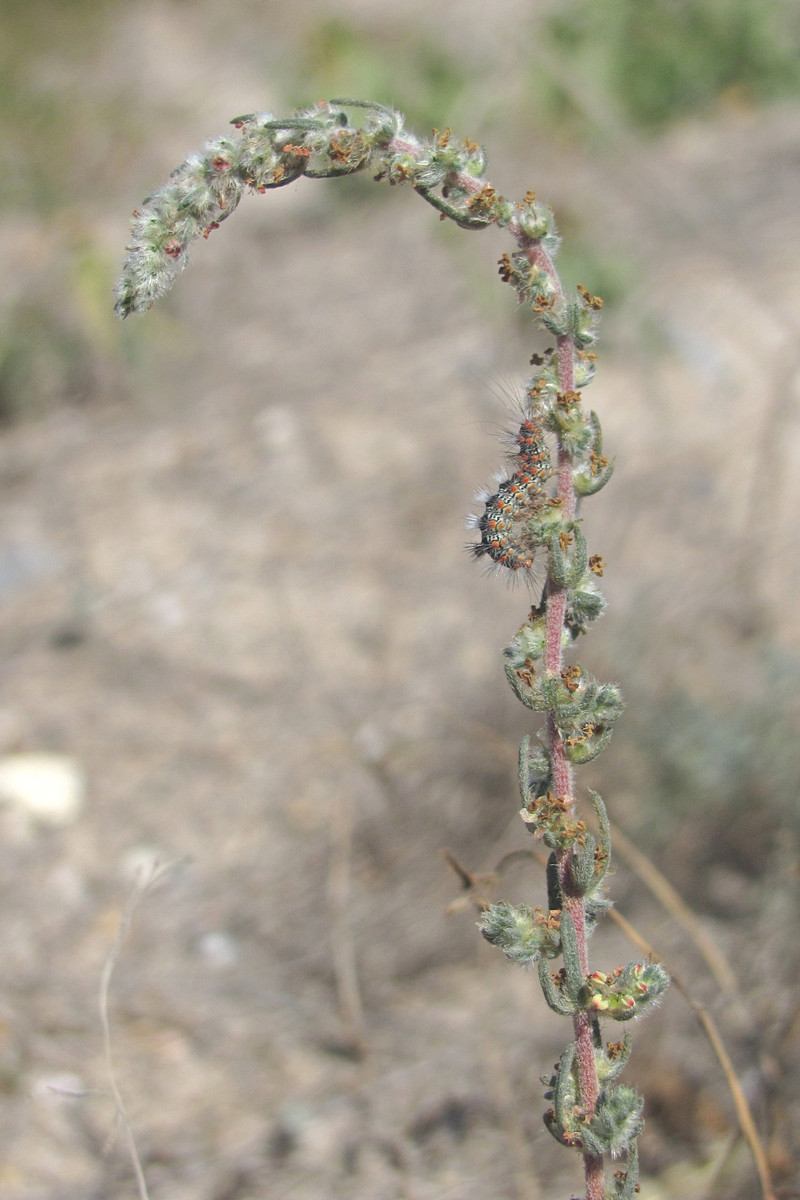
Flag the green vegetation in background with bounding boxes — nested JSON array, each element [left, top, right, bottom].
[[0, 0, 141, 419], [289, 18, 471, 137], [0, 0, 129, 213], [538, 0, 800, 132], [626, 649, 800, 882]]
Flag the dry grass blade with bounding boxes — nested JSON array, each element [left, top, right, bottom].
[[99, 858, 182, 1200], [608, 905, 777, 1200], [610, 821, 738, 996], [327, 788, 366, 1052], [448, 845, 776, 1200]]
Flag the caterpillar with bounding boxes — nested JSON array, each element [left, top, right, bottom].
[[469, 410, 552, 574]]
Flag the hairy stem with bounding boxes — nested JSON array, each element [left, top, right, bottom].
[[527, 241, 604, 1199]]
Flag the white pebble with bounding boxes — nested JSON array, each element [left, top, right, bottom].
[[0, 754, 85, 827], [198, 931, 238, 968], [32, 1072, 85, 1101]]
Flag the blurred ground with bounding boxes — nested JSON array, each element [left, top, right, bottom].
[[1, 3, 799, 1199]]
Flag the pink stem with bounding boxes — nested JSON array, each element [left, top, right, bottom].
[[527, 244, 605, 1200], [384, 137, 607, 1196]]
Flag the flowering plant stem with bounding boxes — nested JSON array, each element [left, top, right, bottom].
[[116, 98, 669, 1200], [535, 251, 602, 1199]]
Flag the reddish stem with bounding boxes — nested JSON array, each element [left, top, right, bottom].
[[525, 244, 605, 1200], [379, 135, 607, 1200], [387, 148, 608, 1198]]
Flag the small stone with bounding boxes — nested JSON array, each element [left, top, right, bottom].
[[0, 754, 85, 827], [32, 1072, 85, 1101], [198, 931, 238, 968]]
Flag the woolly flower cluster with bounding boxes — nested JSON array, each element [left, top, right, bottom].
[[115, 101, 400, 318], [114, 99, 510, 319], [115, 138, 244, 317]]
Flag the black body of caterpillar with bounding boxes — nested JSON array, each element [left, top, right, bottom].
[[472, 414, 552, 572]]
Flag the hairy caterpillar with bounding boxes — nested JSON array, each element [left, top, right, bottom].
[[469, 409, 552, 574]]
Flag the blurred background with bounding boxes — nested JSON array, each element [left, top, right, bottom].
[[1, 1, 799, 1197]]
